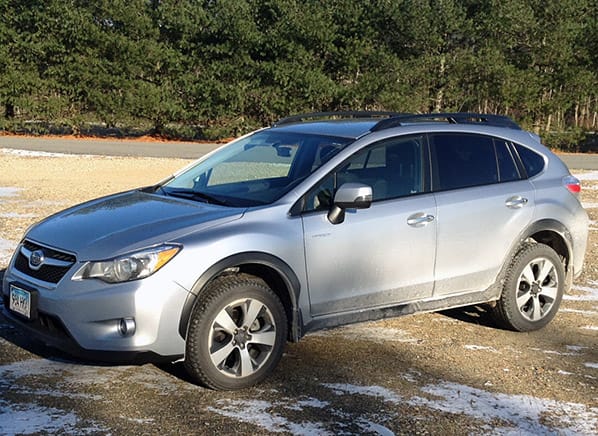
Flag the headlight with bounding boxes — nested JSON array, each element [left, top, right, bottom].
[[73, 245, 181, 283]]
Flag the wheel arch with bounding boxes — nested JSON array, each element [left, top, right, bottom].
[[520, 219, 573, 272], [178, 252, 303, 342]]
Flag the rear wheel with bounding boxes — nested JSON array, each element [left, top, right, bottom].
[[184, 274, 287, 390], [491, 243, 565, 332]]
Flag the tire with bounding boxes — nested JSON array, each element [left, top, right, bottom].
[[491, 243, 565, 332], [184, 274, 287, 390]]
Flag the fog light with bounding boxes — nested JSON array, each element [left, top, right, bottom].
[[118, 318, 136, 337]]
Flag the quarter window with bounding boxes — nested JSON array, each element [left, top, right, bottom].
[[494, 139, 521, 182], [515, 144, 545, 177]]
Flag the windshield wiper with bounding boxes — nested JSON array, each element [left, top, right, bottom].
[[162, 188, 227, 206]]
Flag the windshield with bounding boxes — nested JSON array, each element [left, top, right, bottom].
[[161, 130, 353, 207]]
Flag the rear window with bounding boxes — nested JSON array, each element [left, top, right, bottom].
[[515, 144, 545, 177]]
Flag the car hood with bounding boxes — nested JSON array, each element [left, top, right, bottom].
[[26, 190, 244, 260]]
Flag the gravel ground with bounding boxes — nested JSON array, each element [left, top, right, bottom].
[[0, 148, 596, 435]]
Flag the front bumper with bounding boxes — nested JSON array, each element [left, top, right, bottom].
[[2, 259, 190, 362]]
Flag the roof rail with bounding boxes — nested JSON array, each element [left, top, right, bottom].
[[273, 111, 404, 127], [371, 112, 521, 132]]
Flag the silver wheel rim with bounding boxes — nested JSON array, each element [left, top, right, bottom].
[[208, 297, 277, 378], [516, 256, 559, 322]]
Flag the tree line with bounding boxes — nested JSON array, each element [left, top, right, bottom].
[[0, 0, 596, 149]]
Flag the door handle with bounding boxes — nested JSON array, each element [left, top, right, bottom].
[[505, 196, 528, 209], [407, 212, 435, 227]]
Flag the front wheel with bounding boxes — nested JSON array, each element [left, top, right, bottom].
[[491, 243, 565, 332], [184, 274, 287, 390]]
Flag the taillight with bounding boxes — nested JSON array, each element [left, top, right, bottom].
[[563, 175, 581, 195]]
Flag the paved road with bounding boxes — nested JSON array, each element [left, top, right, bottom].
[[1, 135, 598, 169], [0, 135, 219, 159]]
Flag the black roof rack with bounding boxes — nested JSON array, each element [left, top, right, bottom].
[[371, 112, 521, 132], [273, 111, 405, 127]]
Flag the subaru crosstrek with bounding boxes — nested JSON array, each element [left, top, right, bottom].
[[2, 112, 589, 390]]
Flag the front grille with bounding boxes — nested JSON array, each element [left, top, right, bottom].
[[22, 240, 76, 263], [14, 240, 76, 284]]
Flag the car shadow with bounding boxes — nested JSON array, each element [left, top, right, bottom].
[[439, 304, 497, 328]]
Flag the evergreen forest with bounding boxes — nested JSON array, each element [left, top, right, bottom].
[[0, 0, 596, 149]]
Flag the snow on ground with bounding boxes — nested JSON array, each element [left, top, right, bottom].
[[574, 171, 598, 181], [308, 325, 420, 344], [561, 308, 598, 316], [0, 359, 135, 435], [1, 356, 597, 435], [325, 381, 598, 435], [0, 238, 17, 266], [0, 148, 92, 158], [0, 401, 106, 436], [0, 212, 35, 218], [565, 285, 598, 302], [0, 187, 21, 197], [582, 202, 598, 209], [464, 345, 499, 353], [208, 399, 332, 435]]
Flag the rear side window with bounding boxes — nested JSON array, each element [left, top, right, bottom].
[[494, 139, 521, 182], [515, 144, 545, 177], [430, 133, 498, 191]]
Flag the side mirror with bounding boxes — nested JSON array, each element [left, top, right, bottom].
[[328, 183, 373, 224]]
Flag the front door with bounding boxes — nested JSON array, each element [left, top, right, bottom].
[[301, 135, 437, 316]]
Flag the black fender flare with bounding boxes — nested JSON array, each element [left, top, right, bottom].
[[491, 219, 574, 298], [178, 252, 302, 341], [518, 219, 573, 262]]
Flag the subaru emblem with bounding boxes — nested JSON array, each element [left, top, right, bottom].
[[29, 249, 45, 270]]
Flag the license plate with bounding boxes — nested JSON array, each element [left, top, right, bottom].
[[9, 285, 32, 319]]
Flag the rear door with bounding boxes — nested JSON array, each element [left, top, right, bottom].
[[430, 133, 535, 296]]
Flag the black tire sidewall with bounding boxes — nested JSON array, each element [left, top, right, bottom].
[[499, 244, 565, 332], [185, 277, 287, 390]]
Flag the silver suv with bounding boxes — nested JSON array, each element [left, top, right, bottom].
[[2, 112, 589, 390]]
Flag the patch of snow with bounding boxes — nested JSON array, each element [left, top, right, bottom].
[[309, 325, 420, 344], [574, 171, 598, 181], [208, 400, 331, 435], [582, 202, 598, 209], [295, 398, 329, 409], [409, 381, 598, 435], [561, 308, 598, 316], [0, 148, 92, 158], [585, 363, 598, 369], [464, 345, 499, 353], [121, 416, 155, 424], [566, 345, 588, 353], [402, 369, 421, 383], [0, 238, 17, 266], [582, 325, 598, 331], [565, 285, 598, 302], [531, 347, 578, 356], [324, 381, 598, 435], [0, 400, 107, 435], [323, 383, 402, 405], [558, 370, 573, 376], [0, 212, 36, 218], [0, 187, 21, 197], [355, 418, 395, 436]]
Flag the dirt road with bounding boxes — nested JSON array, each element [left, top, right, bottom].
[[0, 149, 596, 435]]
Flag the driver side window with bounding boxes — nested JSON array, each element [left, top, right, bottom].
[[303, 135, 425, 212]]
